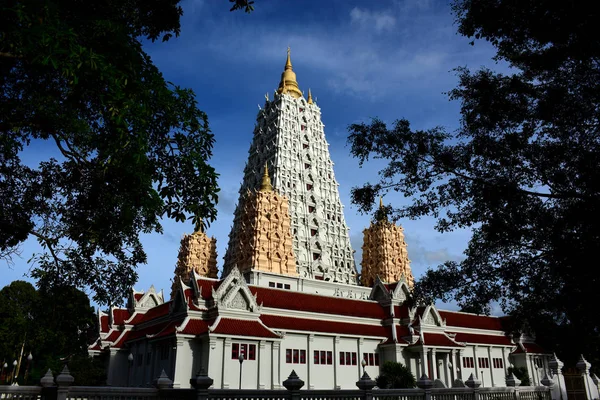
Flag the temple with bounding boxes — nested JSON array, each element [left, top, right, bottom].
[[90, 49, 550, 389]]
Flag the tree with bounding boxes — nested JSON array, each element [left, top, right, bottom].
[[0, 281, 101, 384], [347, 0, 600, 367], [0, 0, 251, 305], [375, 361, 416, 389]]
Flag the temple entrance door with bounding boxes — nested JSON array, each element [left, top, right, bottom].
[[564, 368, 587, 400]]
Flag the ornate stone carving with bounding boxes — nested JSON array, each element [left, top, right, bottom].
[[360, 209, 415, 288], [223, 165, 298, 277], [223, 49, 358, 284], [423, 311, 436, 325], [229, 291, 248, 310], [171, 230, 218, 298]]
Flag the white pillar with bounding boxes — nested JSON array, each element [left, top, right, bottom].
[[421, 348, 428, 377], [272, 341, 281, 389], [473, 346, 479, 380], [307, 335, 314, 389], [487, 347, 494, 387], [444, 353, 451, 386], [334, 336, 340, 389], [222, 338, 231, 389], [431, 349, 438, 380]]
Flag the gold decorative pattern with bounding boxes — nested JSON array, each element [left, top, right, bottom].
[[171, 230, 218, 298], [360, 203, 414, 288], [225, 172, 298, 277]]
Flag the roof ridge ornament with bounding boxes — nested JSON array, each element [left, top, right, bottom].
[[277, 48, 303, 98]]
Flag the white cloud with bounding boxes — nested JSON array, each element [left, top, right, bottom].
[[350, 7, 396, 33]]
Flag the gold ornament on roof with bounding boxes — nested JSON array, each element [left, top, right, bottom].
[[277, 47, 303, 99], [307, 88, 314, 104], [260, 163, 273, 192]]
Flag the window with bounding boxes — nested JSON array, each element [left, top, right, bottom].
[[304, 163, 310, 169], [462, 357, 474, 368], [534, 358, 543, 368], [303, 143, 309, 149], [269, 282, 275, 288], [492, 358, 504, 369], [284, 284, 291, 290], [309, 206, 315, 213], [313, 253, 320, 261], [478, 357, 490, 369], [277, 283, 283, 289], [301, 125, 306, 131], [306, 184, 313, 190], [363, 353, 379, 366], [340, 352, 357, 366], [286, 349, 292, 363], [311, 229, 317, 237], [232, 343, 256, 360], [300, 350, 306, 364], [314, 350, 332, 365], [293, 349, 299, 363]]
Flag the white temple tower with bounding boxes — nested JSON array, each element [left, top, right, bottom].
[[223, 48, 358, 284]]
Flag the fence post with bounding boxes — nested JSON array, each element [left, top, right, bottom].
[[356, 371, 377, 400], [40, 369, 57, 400], [283, 370, 305, 400], [541, 373, 555, 400], [576, 355, 598, 400], [155, 370, 173, 389], [55, 366, 74, 400], [465, 373, 481, 400], [191, 369, 214, 400], [417, 374, 433, 400], [506, 373, 520, 400], [549, 353, 566, 400]]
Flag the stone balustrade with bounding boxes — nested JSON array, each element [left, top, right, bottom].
[[0, 366, 556, 400]]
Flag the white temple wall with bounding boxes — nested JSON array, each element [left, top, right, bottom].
[[173, 338, 195, 388]]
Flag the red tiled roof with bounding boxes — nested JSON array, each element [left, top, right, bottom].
[[105, 330, 122, 342], [513, 343, 546, 354], [137, 302, 171, 323], [196, 279, 220, 300], [89, 342, 102, 351], [410, 333, 464, 348], [100, 315, 109, 333], [113, 309, 131, 325], [152, 318, 186, 339], [211, 318, 279, 338], [134, 293, 143, 301], [439, 310, 508, 331], [261, 314, 389, 337], [126, 311, 146, 325], [384, 282, 399, 291], [396, 325, 411, 339], [453, 332, 513, 346], [180, 318, 212, 335], [394, 305, 410, 319], [250, 286, 387, 319]]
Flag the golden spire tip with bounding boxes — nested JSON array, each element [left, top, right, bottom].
[[307, 88, 313, 104], [260, 162, 273, 192]]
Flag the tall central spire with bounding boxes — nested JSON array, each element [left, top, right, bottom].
[[277, 47, 303, 98], [224, 48, 358, 284]]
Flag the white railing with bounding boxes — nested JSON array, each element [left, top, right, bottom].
[[0, 385, 42, 400]]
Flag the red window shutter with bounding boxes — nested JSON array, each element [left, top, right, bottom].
[[300, 350, 306, 364], [352, 353, 357, 366], [249, 344, 256, 360], [340, 352, 345, 365], [286, 349, 292, 363], [232, 344, 239, 360], [327, 351, 332, 365], [369, 353, 374, 366], [314, 350, 320, 364], [320, 351, 326, 365]]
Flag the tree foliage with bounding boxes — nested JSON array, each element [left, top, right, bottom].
[[376, 361, 416, 389], [0, 281, 101, 384], [0, 0, 250, 304], [347, 0, 600, 366]]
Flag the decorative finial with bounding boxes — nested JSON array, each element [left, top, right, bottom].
[[260, 163, 273, 192], [379, 196, 384, 209], [307, 88, 313, 104], [286, 47, 292, 70], [277, 47, 302, 98]]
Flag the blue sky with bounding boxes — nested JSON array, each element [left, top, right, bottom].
[[2, 0, 502, 311]]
